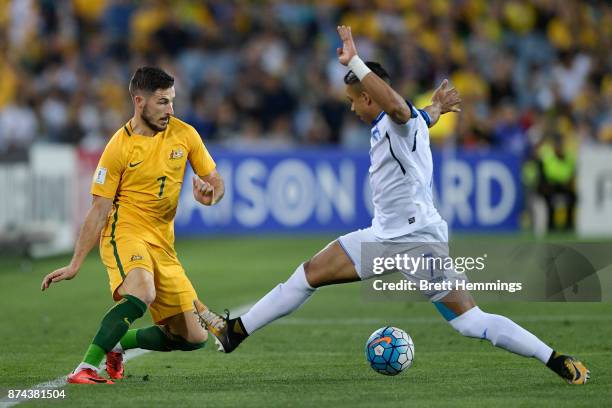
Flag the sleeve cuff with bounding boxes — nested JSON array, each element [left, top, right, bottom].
[[418, 109, 431, 127]]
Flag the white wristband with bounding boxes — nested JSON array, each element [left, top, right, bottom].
[[348, 55, 371, 81]]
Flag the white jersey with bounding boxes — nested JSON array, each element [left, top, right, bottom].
[[369, 107, 442, 239]]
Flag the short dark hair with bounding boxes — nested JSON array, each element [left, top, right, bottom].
[[343, 61, 391, 86], [129, 66, 174, 96]]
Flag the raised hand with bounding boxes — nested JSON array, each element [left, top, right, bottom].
[[431, 79, 462, 114], [336, 25, 358, 66]]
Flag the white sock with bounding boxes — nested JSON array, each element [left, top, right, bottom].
[[449, 306, 553, 363], [74, 362, 98, 373], [241, 263, 315, 334], [111, 342, 123, 353]]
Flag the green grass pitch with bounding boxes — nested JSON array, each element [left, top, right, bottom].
[[0, 235, 610, 407]]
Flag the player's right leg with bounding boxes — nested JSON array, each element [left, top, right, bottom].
[[435, 289, 590, 384], [197, 234, 362, 353], [67, 268, 154, 384]]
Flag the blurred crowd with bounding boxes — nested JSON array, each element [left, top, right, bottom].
[[0, 0, 610, 158], [1, 0, 609, 232]]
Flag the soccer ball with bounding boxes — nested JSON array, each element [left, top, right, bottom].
[[365, 327, 414, 376]]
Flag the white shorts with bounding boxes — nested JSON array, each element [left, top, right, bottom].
[[337, 220, 464, 301]]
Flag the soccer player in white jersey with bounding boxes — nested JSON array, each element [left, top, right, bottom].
[[196, 25, 589, 384]]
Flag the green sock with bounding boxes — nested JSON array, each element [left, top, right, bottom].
[[136, 326, 174, 351], [119, 329, 139, 350], [134, 326, 206, 351], [82, 344, 106, 368], [82, 295, 147, 367]]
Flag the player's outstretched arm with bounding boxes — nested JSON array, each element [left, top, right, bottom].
[[41, 195, 113, 291], [336, 25, 412, 124], [421, 79, 461, 128], [192, 169, 225, 206]]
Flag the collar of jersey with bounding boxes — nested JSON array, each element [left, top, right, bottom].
[[124, 120, 164, 138], [371, 111, 386, 126]]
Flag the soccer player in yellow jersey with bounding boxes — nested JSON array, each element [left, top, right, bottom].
[[41, 67, 224, 384]]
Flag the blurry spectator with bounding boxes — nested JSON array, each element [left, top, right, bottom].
[[7, 0, 39, 52], [303, 111, 332, 146], [488, 56, 516, 109], [259, 74, 297, 131], [552, 51, 591, 105], [0, 0, 608, 158], [265, 115, 295, 149], [222, 117, 264, 150], [0, 57, 18, 110], [153, 13, 191, 57], [492, 101, 527, 155], [341, 115, 370, 150], [0, 93, 38, 153], [522, 150, 546, 236], [184, 93, 217, 141], [78, 95, 107, 152], [597, 75, 612, 143], [40, 88, 69, 142], [318, 90, 346, 144], [538, 135, 576, 231]]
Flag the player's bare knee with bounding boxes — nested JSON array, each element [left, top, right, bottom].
[[122, 268, 156, 305], [184, 328, 208, 344], [131, 280, 155, 306], [303, 259, 312, 276], [122, 283, 155, 306], [138, 286, 156, 306], [303, 259, 323, 287]]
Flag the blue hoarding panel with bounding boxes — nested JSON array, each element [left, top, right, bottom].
[[174, 148, 522, 236]]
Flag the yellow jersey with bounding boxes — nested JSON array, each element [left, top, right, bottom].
[[91, 116, 215, 253]]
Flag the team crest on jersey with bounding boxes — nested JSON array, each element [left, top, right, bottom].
[[372, 127, 382, 141], [169, 148, 184, 160]]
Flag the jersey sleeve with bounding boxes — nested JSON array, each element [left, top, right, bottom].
[[417, 109, 432, 127], [187, 128, 216, 177], [91, 134, 125, 199], [385, 115, 412, 137]]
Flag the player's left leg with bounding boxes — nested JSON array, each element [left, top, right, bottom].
[[116, 310, 207, 353], [164, 310, 209, 346], [108, 310, 206, 379], [108, 307, 208, 380], [435, 289, 590, 384]]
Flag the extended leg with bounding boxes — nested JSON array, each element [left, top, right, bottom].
[[435, 290, 590, 384], [196, 240, 359, 353]]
